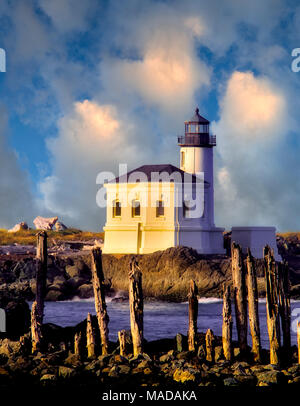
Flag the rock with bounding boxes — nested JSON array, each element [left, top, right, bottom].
[[45, 289, 66, 301], [58, 366, 76, 379], [40, 374, 57, 382], [0, 339, 21, 356], [54, 221, 67, 231], [173, 368, 197, 383], [66, 276, 86, 290], [197, 344, 206, 360], [288, 364, 300, 375], [289, 376, 300, 384], [77, 283, 93, 298], [256, 370, 285, 385], [223, 377, 239, 386], [33, 216, 58, 230], [118, 364, 131, 375], [8, 222, 28, 233]]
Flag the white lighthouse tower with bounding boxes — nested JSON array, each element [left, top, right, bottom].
[[177, 108, 225, 254]]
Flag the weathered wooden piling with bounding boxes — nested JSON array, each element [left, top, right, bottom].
[[176, 333, 183, 352], [246, 249, 261, 362], [31, 301, 42, 353], [231, 242, 248, 354], [278, 261, 291, 358], [86, 313, 96, 358], [188, 280, 198, 351], [118, 330, 126, 357], [222, 285, 232, 361], [74, 332, 82, 356], [91, 247, 109, 355], [264, 246, 280, 365], [35, 231, 47, 325], [129, 257, 143, 357], [31, 231, 48, 353], [205, 329, 215, 362]]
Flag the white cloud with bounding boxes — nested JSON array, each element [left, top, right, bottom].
[[100, 10, 210, 118], [213, 71, 292, 229], [39, 100, 143, 229]]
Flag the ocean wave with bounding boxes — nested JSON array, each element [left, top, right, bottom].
[[181, 297, 223, 304]]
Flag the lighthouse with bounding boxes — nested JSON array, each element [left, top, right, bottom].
[[178, 108, 216, 227], [103, 107, 225, 255]]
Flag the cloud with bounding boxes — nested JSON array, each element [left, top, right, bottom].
[[0, 107, 36, 228], [100, 10, 210, 117], [219, 71, 287, 140], [38, 0, 96, 33], [39, 100, 143, 229], [213, 71, 296, 230]]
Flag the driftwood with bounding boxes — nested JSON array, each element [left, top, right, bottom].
[[86, 313, 96, 358], [188, 280, 198, 351], [91, 247, 109, 355], [222, 285, 232, 361], [205, 329, 215, 362], [129, 257, 143, 357], [31, 301, 42, 354], [246, 249, 261, 362], [118, 330, 126, 357], [264, 246, 280, 365], [278, 261, 291, 359], [231, 242, 248, 354]]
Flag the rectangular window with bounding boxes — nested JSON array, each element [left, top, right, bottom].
[[113, 200, 121, 217], [132, 200, 141, 217], [181, 151, 185, 167], [156, 200, 164, 217]]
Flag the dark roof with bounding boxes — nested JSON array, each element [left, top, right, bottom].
[[110, 164, 207, 184], [185, 108, 210, 124]]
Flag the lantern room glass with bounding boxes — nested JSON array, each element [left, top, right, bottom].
[[185, 123, 209, 134]]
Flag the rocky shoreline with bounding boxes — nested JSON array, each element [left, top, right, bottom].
[[2, 234, 300, 303], [1, 325, 300, 390]]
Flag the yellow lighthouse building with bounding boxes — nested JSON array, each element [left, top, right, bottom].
[[102, 109, 225, 255]]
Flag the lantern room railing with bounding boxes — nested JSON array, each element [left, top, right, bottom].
[[178, 134, 216, 147]]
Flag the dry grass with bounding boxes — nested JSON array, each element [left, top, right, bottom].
[[278, 232, 300, 239], [0, 228, 104, 246]]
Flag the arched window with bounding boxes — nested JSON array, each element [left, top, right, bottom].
[[112, 200, 121, 218], [156, 200, 164, 217], [132, 200, 141, 217]]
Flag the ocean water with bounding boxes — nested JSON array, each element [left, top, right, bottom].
[[39, 297, 300, 349]]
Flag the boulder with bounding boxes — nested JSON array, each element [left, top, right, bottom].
[[33, 216, 58, 230], [8, 222, 28, 233], [173, 368, 197, 383], [77, 283, 93, 298], [54, 221, 67, 231]]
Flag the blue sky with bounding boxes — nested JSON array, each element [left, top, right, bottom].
[[0, 0, 300, 231]]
